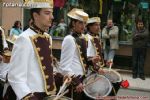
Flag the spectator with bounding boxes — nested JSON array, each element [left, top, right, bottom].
[[132, 20, 149, 80], [49, 21, 58, 36], [102, 19, 119, 66], [55, 18, 67, 37], [9, 21, 22, 43], [53, 0, 66, 22], [9, 21, 22, 37]]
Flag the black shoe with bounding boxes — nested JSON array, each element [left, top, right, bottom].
[[133, 74, 137, 79], [140, 75, 145, 80]]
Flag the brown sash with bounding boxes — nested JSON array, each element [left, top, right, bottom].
[[91, 36, 105, 68], [72, 34, 88, 74], [30, 34, 56, 95]]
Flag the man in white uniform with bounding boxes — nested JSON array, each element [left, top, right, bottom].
[[7, 0, 57, 100], [86, 17, 121, 96], [86, 17, 105, 71], [59, 8, 100, 100]]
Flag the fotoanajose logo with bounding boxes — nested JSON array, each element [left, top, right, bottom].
[[2, 1, 37, 8], [2, 0, 53, 8]]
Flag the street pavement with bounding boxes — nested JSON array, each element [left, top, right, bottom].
[[116, 69, 150, 100]]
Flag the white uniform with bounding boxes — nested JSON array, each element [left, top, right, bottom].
[[59, 35, 84, 76], [86, 33, 105, 69], [8, 28, 52, 99], [0, 62, 10, 98]]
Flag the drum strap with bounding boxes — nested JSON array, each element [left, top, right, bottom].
[[30, 26, 56, 95]]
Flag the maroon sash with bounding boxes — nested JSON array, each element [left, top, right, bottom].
[[30, 34, 56, 95], [92, 36, 105, 67], [72, 33, 89, 74]]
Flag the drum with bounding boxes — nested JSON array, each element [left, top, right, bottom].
[[43, 95, 73, 100], [101, 68, 122, 83], [100, 68, 122, 96], [83, 74, 112, 99]]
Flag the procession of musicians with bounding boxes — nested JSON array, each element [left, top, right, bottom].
[[1, 0, 149, 100]]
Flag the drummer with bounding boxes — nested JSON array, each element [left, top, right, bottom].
[[7, 0, 70, 99], [86, 17, 121, 96], [59, 8, 101, 100], [86, 17, 105, 72]]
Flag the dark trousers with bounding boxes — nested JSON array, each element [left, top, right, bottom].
[[132, 48, 147, 76], [0, 83, 4, 100]]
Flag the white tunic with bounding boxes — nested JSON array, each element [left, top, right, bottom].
[[8, 28, 52, 99], [59, 35, 84, 76], [87, 34, 97, 57], [0, 62, 9, 81]]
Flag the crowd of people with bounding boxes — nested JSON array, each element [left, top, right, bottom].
[[0, 0, 149, 100]]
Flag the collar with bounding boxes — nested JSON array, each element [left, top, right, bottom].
[[88, 32, 99, 37], [89, 32, 96, 36], [71, 32, 82, 38], [106, 25, 114, 30], [30, 24, 45, 35]]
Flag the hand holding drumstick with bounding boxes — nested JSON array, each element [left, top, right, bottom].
[[54, 76, 72, 100]]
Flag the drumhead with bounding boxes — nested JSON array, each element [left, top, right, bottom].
[[43, 95, 73, 100], [102, 68, 122, 83], [83, 74, 112, 99]]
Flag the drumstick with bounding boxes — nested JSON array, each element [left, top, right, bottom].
[[53, 89, 69, 100], [83, 77, 102, 87], [109, 59, 113, 72], [55, 78, 68, 98]]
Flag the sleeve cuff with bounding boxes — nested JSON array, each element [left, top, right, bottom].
[[8, 81, 31, 99]]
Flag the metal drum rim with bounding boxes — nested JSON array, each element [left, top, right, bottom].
[[102, 68, 122, 83], [83, 74, 112, 99]]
